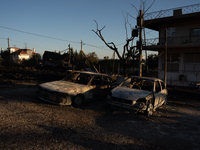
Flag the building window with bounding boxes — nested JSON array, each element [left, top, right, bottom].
[[185, 53, 194, 63], [184, 53, 200, 73], [162, 53, 179, 72], [167, 27, 176, 38], [191, 28, 200, 43], [195, 53, 200, 63], [192, 28, 200, 36], [185, 53, 200, 63]]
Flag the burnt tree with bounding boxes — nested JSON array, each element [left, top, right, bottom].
[[92, 20, 137, 77]]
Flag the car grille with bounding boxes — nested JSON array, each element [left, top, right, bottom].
[[112, 97, 133, 105], [38, 86, 67, 103]]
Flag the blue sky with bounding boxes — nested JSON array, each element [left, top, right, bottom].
[[0, 0, 200, 59]]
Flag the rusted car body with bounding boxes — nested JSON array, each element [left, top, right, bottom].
[[38, 70, 115, 106], [107, 76, 168, 115]]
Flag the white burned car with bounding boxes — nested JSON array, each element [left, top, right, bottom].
[[107, 76, 168, 116], [38, 71, 115, 106]]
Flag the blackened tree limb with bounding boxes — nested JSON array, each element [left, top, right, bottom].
[[92, 20, 122, 60], [92, 20, 136, 76]]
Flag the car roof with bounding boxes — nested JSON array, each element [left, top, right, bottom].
[[129, 76, 163, 82], [68, 70, 110, 77]]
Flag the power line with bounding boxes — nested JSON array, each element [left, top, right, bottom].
[[116, 42, 126, 46], [0, 37, 7, 40], [0, 25, 130, 52], [0, 25, 112, 51], [84, 43, 111, 51], [0, 25, 80, 44], [9, 38, 55, 51]]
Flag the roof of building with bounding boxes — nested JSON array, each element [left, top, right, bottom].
[[11, 49, 37, 55], [144, 11, 200, 31], [8, 47, 20, 50]]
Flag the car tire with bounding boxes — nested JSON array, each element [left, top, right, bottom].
[[146, 103, 154, 116], [73, 95, 84, 106]]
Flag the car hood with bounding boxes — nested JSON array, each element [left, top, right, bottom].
[[39, 80, 89, 95], [112, 86, 151, 101]]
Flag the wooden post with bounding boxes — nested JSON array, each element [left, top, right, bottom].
[[99, 62, 100, 73], [164, 28, 168, 87], [138, 10, 143, 77], [118, 61, 120, 75], [113, 51, 115, 73], [7, 38, 10, 48], [81, 40, 83, 51], [68, 44, 71, 64], [80, 40, 83, 61], [80, 50, 99, 73]]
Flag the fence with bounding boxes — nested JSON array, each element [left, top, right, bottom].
[[144, 3, 200, 20]]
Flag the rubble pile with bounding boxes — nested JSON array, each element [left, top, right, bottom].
[[0, 66, 66, 82]]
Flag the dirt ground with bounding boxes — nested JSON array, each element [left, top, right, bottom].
[[0, 79, 200, 150]]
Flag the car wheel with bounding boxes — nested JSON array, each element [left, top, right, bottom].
[[73, 95, 84, 106], [146, 103, 154, 116]]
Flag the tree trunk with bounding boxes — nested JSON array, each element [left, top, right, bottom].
[[123, 60, 128, 77]]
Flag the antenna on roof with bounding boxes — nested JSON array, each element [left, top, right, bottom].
[[25, 43, 27, 49]]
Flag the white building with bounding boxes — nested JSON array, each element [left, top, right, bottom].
[[10, 48, 37, 62], [143, 4, 200, 86]]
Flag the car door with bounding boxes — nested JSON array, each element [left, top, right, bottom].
[[89, 76, 105, 99], [101, 76, 115, 96], [160, 81, 167, 103], [153, 81, 162, 108]]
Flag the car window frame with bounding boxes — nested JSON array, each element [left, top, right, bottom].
[[154, 81, 162, 93], [90, 76, 103, 86], [160, 81, 166, 91]]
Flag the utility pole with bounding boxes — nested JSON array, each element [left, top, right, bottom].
[[68, 44, 71, 64], [138, 10, 143, 77], [7, 38, 10, 48], [81, 40, 83, 60], [99, 63, 100, 73], [81, 40, 83, 51], [164, 28, 168, 87], [112, 51, 115, 73]]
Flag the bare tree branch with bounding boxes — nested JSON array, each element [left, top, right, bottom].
[[123, 37, 134, 60], [144, 0, 155, 14], [129, 3, 139, 14], [92, 20, 122, 60], [142, 0, 147, 13], [122, 11, 128, 39], [127, 13, 137, 20]]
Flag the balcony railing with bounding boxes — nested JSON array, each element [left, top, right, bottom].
[[143, 36, 200, 46], [144, 3, 200, 20]]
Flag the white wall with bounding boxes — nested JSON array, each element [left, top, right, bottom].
[[158, 51, 200, 86]]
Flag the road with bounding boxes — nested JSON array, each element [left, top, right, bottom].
[[0, 80, 200, 150]]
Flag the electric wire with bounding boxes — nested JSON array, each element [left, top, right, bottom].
[[0, 25, 112, 51], [0, 25, 131, 52]]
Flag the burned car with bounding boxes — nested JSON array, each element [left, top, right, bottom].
[[38, 70, 115, 106], [107, 76, 168, 115]]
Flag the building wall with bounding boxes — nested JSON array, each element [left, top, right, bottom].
[[13, 54, 31, 62], [9, 48, 19, 53], [156, 16, 200, 86], [158, 50, 200, 86], [159, 23, 200, 38], [18, 54, 30, 60]]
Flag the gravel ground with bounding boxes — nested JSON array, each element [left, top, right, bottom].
[[0, 80, 200, 150]]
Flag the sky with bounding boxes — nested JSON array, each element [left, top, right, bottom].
[[0, 0, 200, 59]]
